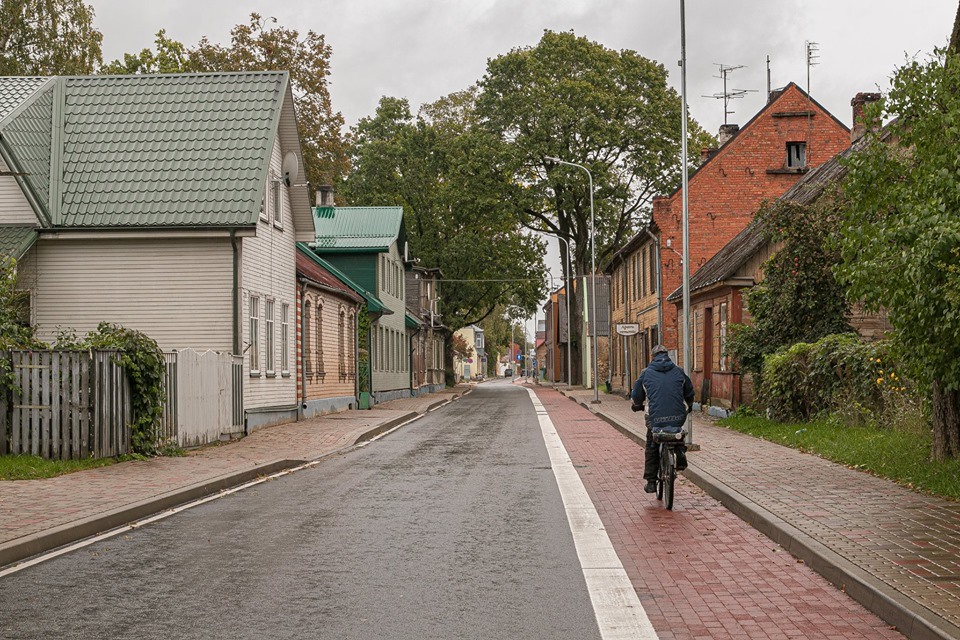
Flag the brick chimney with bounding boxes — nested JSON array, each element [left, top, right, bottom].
[[718, 124, 740, 147], [700, 147, 718, 165], [851, 93, 882, 143], [316, 185, 335, 207]]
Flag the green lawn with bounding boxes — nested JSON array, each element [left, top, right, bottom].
[[717, 415, 960, 501], [0, 454, 116, 480]]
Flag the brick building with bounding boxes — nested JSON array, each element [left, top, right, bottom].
[[607, 82, 850, 392]]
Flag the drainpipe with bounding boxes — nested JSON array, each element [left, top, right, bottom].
[[354, 304, 360, 406], [298, 279, 308, 420], [230, 230, 240, 355]]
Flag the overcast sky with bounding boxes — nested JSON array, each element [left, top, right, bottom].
[[90, 0, 957, 136]]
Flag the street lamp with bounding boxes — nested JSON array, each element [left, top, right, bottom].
[[543, 233, 573, 389], [679, 0, 693, 442], [546, 156, 599, 404]]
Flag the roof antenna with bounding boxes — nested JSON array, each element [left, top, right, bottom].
[[805, 41, 820, 164], [702, 63, 756, 125], [766, 55, 772, 101]]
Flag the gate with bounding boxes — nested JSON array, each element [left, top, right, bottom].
[[161, 349, 244, 446]]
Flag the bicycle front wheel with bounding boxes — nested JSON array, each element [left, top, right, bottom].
[[662, 447, 676, 510]]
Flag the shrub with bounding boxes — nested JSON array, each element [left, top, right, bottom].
[[759, 333, 923, 429]]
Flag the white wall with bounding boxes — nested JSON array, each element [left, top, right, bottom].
[[0, 159, 39, 225]]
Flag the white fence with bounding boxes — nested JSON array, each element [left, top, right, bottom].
[[162, 349, 243, 447]]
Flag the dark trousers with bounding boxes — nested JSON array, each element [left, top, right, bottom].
[[644, 427, 687, 481]]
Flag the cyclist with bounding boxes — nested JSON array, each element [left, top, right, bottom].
[[631, 345, 694, 494]]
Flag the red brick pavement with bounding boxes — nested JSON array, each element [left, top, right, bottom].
[[0, 386, 469, 562], [536, 386, 904, 640]]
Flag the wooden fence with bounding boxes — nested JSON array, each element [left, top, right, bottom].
[[161, 349, 243, 447], [0, 350, 131, 460]]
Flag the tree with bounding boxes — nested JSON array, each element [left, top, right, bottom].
[[837, 48, 960, 460], [102, 14, 349, 190], [728, 191, 853, 379], [342, 94, 545, 330], [474, 30, 713, 383], [0, 0, 102, 75]]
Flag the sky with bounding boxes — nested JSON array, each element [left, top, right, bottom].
[[89, 0, 958, 331]]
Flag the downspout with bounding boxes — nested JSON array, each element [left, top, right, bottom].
[[298, 279, 308, 419], [354, 304, 360, 406], [231, 230, 240, 354], [622, 257, 630, 390]]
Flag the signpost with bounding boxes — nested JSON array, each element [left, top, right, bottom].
[[616, 323, 640, 336]]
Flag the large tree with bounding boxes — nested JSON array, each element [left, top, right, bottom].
[[102, 14, 348, 190], [838, 48, 960, 460], [0, 0, 102, 75], [342, 93, 545, 331], [474, 30, 713, 383]]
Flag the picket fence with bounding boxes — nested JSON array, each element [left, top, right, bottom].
[[0, 350, 131, 460]]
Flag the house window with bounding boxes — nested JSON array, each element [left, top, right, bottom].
[[640, 249, 646, 297], [347, 310, 356, 377], [649, 246, 656, 294], [693, 311, 699, 371], [249, 296, 260, 375], [281, 304, 290, 375], [304, 303, 313, 376], [272, 177, 282, 228], [265, 299, 275, 376], [719, 302, 728, 372], [338, 307, 346, 378], [787, 142, 806, 169], [316, 300, 325, 379], [378, 326, 385, 371]]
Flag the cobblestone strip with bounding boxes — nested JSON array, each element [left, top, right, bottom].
[[536, 386, 905, 640]]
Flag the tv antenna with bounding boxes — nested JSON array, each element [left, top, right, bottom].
[[805, 41, 820, 96], [702, 64, 756, 125]]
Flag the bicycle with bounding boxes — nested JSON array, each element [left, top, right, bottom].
[[651, 428, 686, 511]]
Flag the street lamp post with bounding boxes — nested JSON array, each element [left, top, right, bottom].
[[679, 0, 693, 443], [546, 156, 599, 403], [543, 233, 573, 388]]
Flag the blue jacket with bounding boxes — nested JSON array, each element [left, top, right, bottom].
[[631, 352, 695, 430]]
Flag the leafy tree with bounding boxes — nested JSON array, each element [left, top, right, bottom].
[[0, 257, 43, 351], [474, 30, 714, 382], [837, 47, 960, 460], [342, 94, 545, 330], [728, 190, 852, 379], [0, 0, 102, 75], [102, 14, 349, 190], [450, 333, 474, 362]]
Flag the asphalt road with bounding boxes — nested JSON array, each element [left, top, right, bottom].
[[0, 380, 603, 640]]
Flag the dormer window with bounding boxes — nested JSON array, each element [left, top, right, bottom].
[[787, 142, 806, 169]]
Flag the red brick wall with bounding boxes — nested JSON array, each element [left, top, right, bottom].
[[655, 83, 850, 353]]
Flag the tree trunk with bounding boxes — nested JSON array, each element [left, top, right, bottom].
[[932, 380, 960, 460], [570, 282, 584, 385]]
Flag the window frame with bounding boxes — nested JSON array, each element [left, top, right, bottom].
[[249, 295, 261, 376], [316, 299, 325, 379], [265, 299, 275, 377], [787, 141, 807, 169], [281, 303, 290, 376]]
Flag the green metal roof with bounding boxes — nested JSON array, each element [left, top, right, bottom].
[[0, 225, 38, 259], [405, 312, 422, 329], [0, 77, 50, 124], [0, 72, 289, 228], [312, 206, 405, 252], [295, 242, 393, 316]]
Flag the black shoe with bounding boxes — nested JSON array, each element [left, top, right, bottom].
[[644, 480, 657, 493]]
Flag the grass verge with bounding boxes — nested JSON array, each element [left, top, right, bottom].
[[0, 454, 117, 480], [717, 415, 960, 501]]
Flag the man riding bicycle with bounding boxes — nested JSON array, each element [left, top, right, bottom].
[[631, 345, 694, 494]]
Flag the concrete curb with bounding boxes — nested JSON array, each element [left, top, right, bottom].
[[0, 458, 301, 569], [0, 407, 428, 570], [685, 464, 960, 640]]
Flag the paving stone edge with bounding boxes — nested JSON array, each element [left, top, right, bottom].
[[552, 387, 960, 640], [0, 403, 435, 570]]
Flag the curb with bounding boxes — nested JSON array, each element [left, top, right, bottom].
[[0, 458, 301, 569], [0, 407, 427, 570], [685, 464, 960, 640]]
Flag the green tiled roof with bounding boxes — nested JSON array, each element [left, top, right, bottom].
[[0, 78, 50, 123], [0, 225, 38, 259], [405, 312, 422, 329], [296, 242, 393, 316], [312, 206, 405, 252], [0, 72, 288, 228]]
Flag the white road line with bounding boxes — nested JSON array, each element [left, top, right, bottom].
[[527, 388, 659, 640]]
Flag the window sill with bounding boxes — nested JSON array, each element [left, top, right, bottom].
[[281, 371, 291, 378], [266, 372, 277, 378], [250, 371, 261, 378], [765, 167, 807, 175]]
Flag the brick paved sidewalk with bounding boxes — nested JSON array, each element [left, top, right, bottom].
[[538, 386, 902, 640], [554, 384, 960, 640], [0, 385, 472, 568]]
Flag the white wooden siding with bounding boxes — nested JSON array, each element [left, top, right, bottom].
[[241, 137, 298, 411], [0, 159, 39, 225], [17, 237, 233, 350]]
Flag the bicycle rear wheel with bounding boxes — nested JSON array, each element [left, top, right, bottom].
[[661, 447, 676, 510]]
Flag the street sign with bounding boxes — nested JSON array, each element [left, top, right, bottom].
[[616, 323, 640, 336]]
